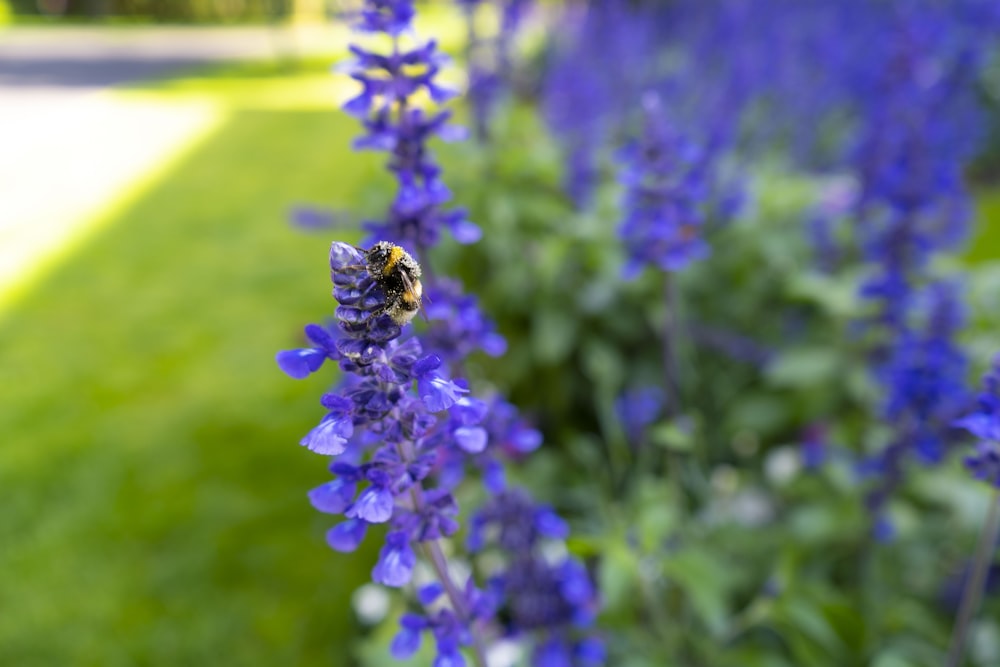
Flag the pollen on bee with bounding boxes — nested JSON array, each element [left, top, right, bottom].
[[383, 245, 406, 276]]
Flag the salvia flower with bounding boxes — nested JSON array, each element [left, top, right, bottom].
[[456, 0, 534, 142], [278, 243, 471, 549], [279, 5, 590, 665], [850, 6, 983, 335], [432, 395, 543, 494], [862, 281, 969, 535], [614, 386, 664, 447], [617, 93, 714, 279], [542, 1, 659, 209], [279, 242, 496, 665], [423, 278, 508, 362], [466, 489, 602, 666], [339, 0, 480, 249], [955, 355, 1000, 487]]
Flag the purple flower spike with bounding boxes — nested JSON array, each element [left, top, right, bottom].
[[277, 1, 595, 663], [373, 531, 416, 587], [617, 92, 721, 277]]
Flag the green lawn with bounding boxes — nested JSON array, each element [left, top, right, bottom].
[[969, 186, 1000, 264], [0, 67, 386, 666]]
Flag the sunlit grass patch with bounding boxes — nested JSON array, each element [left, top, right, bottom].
[[0, 104, 383, 665]]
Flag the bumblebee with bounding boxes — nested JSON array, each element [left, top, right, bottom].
[[362, 241, 424, 325]]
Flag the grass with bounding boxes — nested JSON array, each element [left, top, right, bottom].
[[968, 186, 1000, 264], [0, 65, 387, 666]]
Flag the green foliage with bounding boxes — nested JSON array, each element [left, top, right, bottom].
[[410, 100, 1000, 666]]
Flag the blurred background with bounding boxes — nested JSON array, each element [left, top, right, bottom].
[[2, 1, 1000, 666]]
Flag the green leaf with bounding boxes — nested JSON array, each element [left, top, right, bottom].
[[776, 595, 841, 650], [599, 542, 641, 614], [531, 307, 577, 363], [650, 421, 695, 452], [581, 339, 625, 390], [870, 650, 916, 667], [663, 550, 731, 636], [787, 271, 860, 317], [766, 347, 840, 388]]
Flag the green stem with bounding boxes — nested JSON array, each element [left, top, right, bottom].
[[945, 486, 1000, 667], [662, 272, 680, 418]]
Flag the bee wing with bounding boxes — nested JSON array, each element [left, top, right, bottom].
[[398, 270, 430, 322]]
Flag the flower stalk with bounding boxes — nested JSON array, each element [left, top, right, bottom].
[[946, 488, 1000, 667]]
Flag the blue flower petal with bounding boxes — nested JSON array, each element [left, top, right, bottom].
[[308, 479, 357, 514], [454, 426, 488, 453], [300, 416, 353, 456], [330, 242, 364, 271], [276, 348, 326, 379], [449, 219, 482, 244], [326, 519, 367, 552], [391, 624, 422, 659], [417, 583, 444, 605], [419, 376, 468, 412], [372, 532, 415, 587], [348, 486, 394, 523]]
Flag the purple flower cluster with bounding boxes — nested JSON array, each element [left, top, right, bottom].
[[341, 0, 480, 249], [614, 386, 664, 448], [423, 278, 507, 362], [468, 489, 605, 666], [876, 282, 968, 465], [851, 11, 980, 332], [542, 1, 748, 266], [455, 0, 533, 143], [861, 282, 970, 532], [541, 1, 660, 208], [617, 94, 714, 279], [279, 243, 470, 564], [279, 241, 599, 663], [839, 4, 990, 534], [279, 243, 502, 665], [955, 356, 1000, 487]]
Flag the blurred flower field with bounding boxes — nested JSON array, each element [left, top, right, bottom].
[[3, 2, 1000, 666]]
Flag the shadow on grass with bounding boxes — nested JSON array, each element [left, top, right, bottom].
[[0, 108, 385, 666]]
